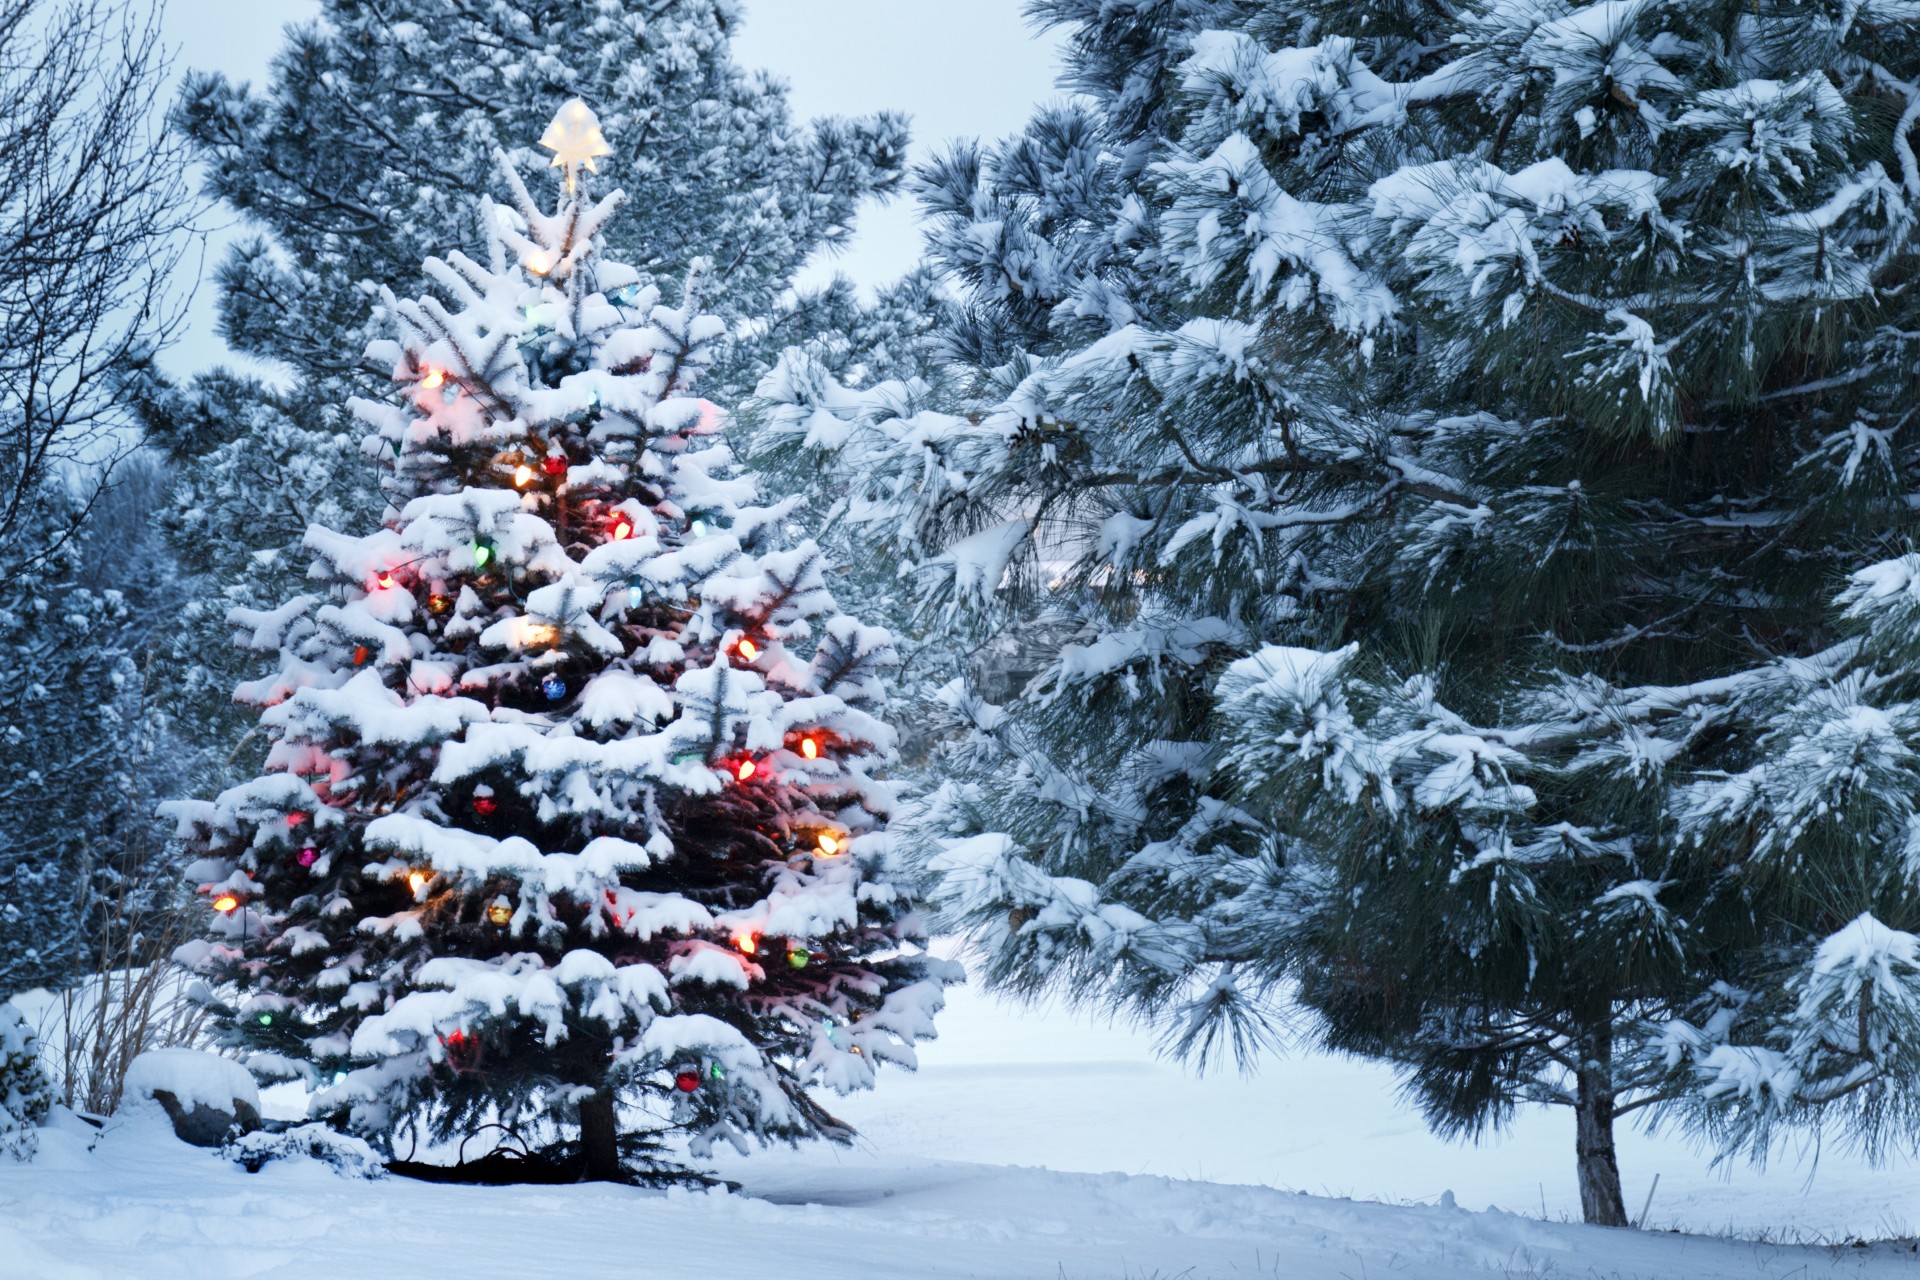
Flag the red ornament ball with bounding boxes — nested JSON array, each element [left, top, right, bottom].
[[297, 847, 318, 868], [542, 455, 568, 476], [674, 1069, 701, 1094], [472, 794, 498, 817]]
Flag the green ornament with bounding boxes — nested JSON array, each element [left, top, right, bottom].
[[258, 1013, 273, 1026], [787, 947, 811, 970]]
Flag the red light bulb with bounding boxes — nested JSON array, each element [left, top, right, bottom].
[[736, 759, 756, 782]]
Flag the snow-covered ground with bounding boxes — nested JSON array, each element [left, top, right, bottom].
[[803, 986, 1920, 1242], [6, 984, 1920, 1279]]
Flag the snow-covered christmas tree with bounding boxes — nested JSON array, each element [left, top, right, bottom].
[[167, 101, 955, 1181]]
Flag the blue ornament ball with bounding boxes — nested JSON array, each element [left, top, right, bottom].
[[541, 674, 568, 702]]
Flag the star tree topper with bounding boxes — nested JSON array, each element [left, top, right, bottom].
[[540, 97, 612, 194]]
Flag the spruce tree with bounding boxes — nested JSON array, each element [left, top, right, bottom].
[[764, 0, 1920, 1224], [167, 105, 954, 1179]]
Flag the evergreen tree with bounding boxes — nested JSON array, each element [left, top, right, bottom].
[[764, 0, 1920, 1225], [0, 474, 162, 995], [166, 107, 955, 1179], [141, 0, 919, 798]]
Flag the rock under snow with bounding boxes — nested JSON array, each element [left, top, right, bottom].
[[123, 1049, 261, 1147]]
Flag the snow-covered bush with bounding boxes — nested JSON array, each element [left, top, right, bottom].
[[0, 1004, 52, 1161], [225, 1124, 385, 1179]]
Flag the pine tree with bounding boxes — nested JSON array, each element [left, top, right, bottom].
[[0, 475, 158, 995], [764, 0, 1920, 1225], [166, 106, 955, 1180], [139, 0, 919, 800]]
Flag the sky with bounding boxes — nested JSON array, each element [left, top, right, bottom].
[[155, 0, 1065, 376]]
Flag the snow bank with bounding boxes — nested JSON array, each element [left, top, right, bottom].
[[0, 1111, 1910, 1280]]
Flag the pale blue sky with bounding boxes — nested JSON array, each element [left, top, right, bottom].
[[157, 0, 1064, 375]]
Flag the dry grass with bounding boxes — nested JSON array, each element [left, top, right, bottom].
[[39, 878, 211, 1117]]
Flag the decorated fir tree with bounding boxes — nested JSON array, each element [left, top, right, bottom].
[[167, 103, 955, 1180]]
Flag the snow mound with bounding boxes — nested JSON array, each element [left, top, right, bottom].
[[124, 1049, 259, 1115]]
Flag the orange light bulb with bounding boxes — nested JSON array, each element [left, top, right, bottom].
[[734, 933, 758, 955], [800, 737, 819, 760], [514, 464, 535, 487], [524, 250, 553, 276], [611, 517, 633, 541], [408, 871, 430, 894], [420, 368, 445, 390], [817, 834, 841, 856], [737, 639, 758, 661], [212, 895, 240, 914]]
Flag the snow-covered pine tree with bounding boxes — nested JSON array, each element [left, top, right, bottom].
[[754, 0, 1400, 1080], [764, 0, 1920, 1225], [1651, 553, 1920, 1161], [0, 477, 153, 995], [166, 104, 955, 1181], [140, 0, 921, 800]]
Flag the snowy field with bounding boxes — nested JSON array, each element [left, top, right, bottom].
[[7, 983, 1920, 1279]]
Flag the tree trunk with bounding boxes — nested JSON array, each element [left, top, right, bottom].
[[1573, 1020, 1629, 1227], [578, 1089, 621, 1182]]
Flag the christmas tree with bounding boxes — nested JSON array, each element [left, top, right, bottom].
[[167, 102, 955, 1181], [762, 0, 1920, 1225]]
